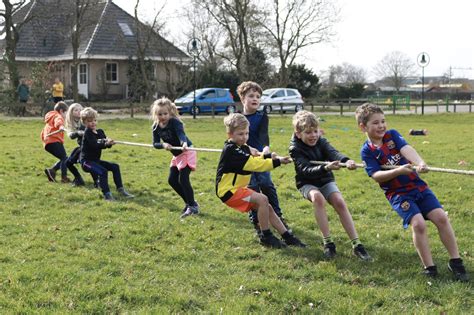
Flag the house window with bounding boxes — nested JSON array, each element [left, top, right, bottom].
[[79, 64, 87, 84], [118, 22, 133, 36], [105, 62, 118, 83]]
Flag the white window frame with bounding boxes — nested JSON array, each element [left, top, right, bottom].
[[105, 62, 119, 83]]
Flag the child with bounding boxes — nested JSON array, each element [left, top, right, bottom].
[[237, 81, 289, 234], [79, 107, 134, 201], [216, 113, 305, 248], [150, 97, 199, 218], [355, 103, 468, 281], [41, 101, 81, 183], [64, 103, 98, 187], [289, 110, 371, 260]]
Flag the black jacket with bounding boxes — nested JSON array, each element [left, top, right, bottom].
[[80, 128, 112, 162], [289, 134, 349, 189]]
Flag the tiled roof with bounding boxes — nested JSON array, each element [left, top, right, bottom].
[[1, 0, 188, 61]]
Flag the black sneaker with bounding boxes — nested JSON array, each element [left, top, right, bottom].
[[448, 258, 469, 282], [44, 168, 56, 182], [422, 265, 438, 278], [353, 244, 372, 261], [260, 233, 286, 249], [284, 234, 306, 247], [104, 192, 115, 202], [323, 242, 336, 259], [117, 187, 134, 198], [72, 177, 85, 187]]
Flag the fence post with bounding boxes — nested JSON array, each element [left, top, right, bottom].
[[280, 103, 284, 116], [340, 102, 343, 116], [211, 103, 215, 118]]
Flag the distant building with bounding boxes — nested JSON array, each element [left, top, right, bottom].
[[0, 0, 189, 100]]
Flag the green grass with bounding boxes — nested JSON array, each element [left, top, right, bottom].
[[0, 114, 472, 313]]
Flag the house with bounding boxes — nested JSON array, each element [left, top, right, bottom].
[[0, 0, 189, 100]]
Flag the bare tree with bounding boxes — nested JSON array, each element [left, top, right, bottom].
[[258, 0, 339, 86], [63, 0, 101, 101], [373, 51, 416, 92], [0, 0, 34, 90], [193, 0, 262, 80], [326, 63, 366, 88]]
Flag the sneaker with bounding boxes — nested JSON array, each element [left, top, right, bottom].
[[104, 192, 115, 201], [44, 168, 56, 182], [284, 234, 306, 247], [189, 203, 200, 214], [323, 242, 337, 259], [422, 265, 438, 278], [72, 177, 85, 187], [117, 187, 134, 198], [353, 244, 372, 261], [61, 176, 71, 183], [448, 258, 469, 282], [180, 204, 199, 219], [260, 233, 286, 249]]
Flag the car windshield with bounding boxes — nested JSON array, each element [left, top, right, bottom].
[[262, 89, 276, 97], [181, 89, 206, 98]]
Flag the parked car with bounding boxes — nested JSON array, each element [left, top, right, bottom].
[[258, 88, 304, 114], [175, 88, 236, 115]]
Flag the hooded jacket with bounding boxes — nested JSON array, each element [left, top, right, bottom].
[[215, 140, 281, 202], [40, 111, 65, 146], [289, 134, 349, 189]]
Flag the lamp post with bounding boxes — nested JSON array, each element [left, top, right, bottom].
[[187, 38, 201, 119], [417, 52, 430, 115]]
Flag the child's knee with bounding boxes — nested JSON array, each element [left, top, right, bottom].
[[254, 193, 269, 206], [310, 192, 325, 208], [411, 218, 427, 234]]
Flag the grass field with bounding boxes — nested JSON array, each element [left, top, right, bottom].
[[0, 113, 472, 313]]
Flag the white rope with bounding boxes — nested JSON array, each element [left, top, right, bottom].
[[45, 129, 64, 137], [309, 160, 474, 175], [115, 141, 222, 152], [309, 160, 365, 168], [115, 141, 153, 148]]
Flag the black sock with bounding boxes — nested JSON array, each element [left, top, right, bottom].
[[262, 229, 272, 237], [281, 231, 291, 240]]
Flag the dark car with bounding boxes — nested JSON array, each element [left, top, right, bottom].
[[175, 88, 236, 115]]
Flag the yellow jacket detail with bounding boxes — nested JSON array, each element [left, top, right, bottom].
[[215, 140, 281, 202]]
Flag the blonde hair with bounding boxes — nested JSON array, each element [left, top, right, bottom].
[[355, 103, 384, 126], [80, 107, 98, 124], [65, 103, 84, 131], [292, 110, 320, 133], [224, 113, 249, 133], [236, 81, 262, 99], [150, 97, 181, 124]]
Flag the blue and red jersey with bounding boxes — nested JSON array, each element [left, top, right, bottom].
[[360, 129, 427, 200]]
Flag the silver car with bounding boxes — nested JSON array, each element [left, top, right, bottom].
[[258, 88, 304, 114]]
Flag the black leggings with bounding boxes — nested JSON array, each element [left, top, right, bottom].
[[168, 166, 196, 206], [45, 142, 80, 178], [67, 147, 98, 183], [81, 160, 123, 194]]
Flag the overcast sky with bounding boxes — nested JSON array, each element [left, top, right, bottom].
[[11, 0, 468, 81]]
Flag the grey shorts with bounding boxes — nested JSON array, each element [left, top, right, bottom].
[[299, 182, 340, 201]]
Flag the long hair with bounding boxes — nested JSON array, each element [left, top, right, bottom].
[[65, 103, 84, 131], [150, 97, 181, 129]]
